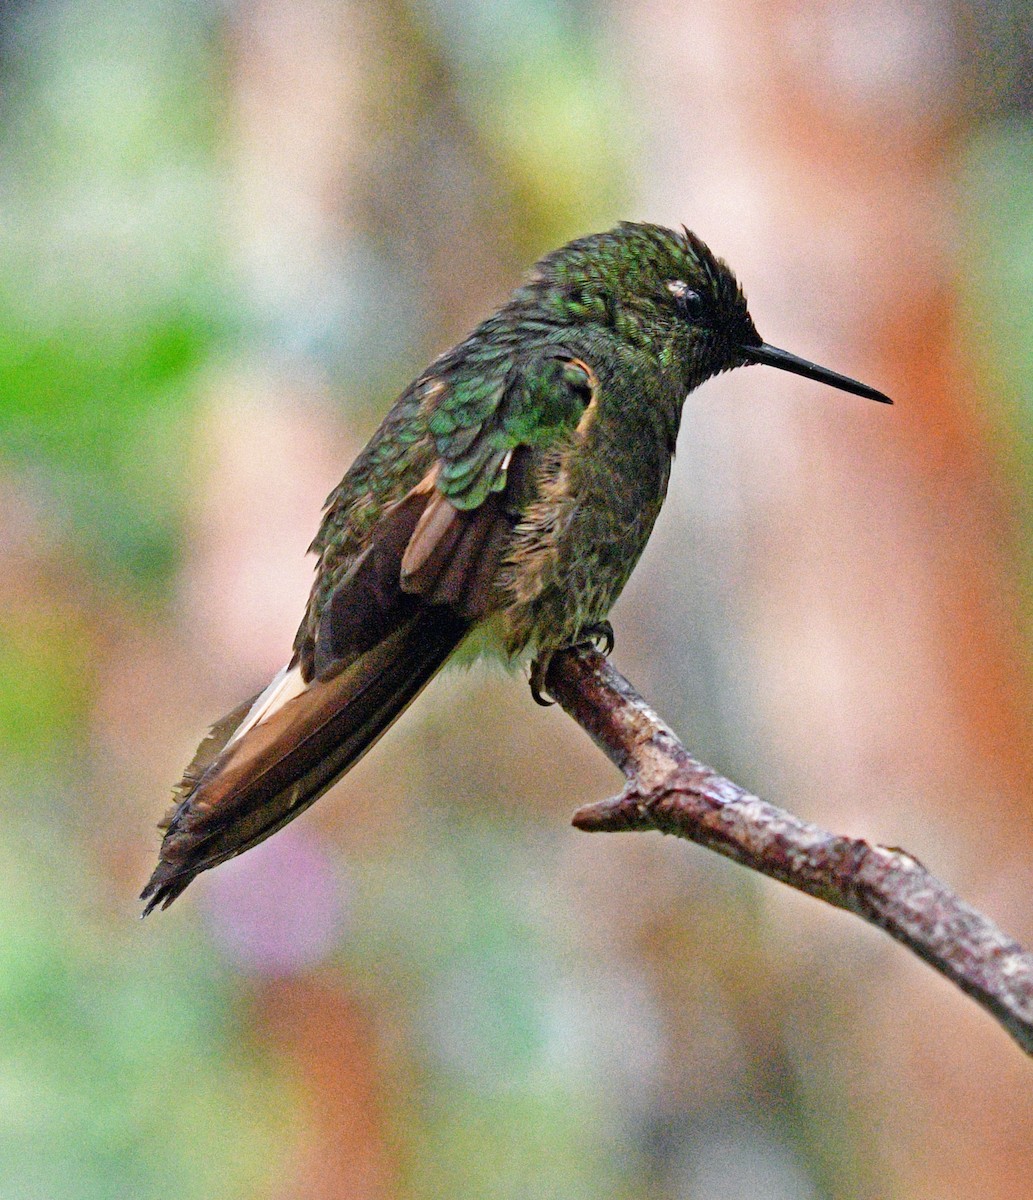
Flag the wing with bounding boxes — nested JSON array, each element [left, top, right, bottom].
[[141, 346, 597, 913]]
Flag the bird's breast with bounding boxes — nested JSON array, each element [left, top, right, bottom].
[[495, 391, 675, 656]]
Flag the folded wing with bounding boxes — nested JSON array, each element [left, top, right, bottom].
[[140, 471, 514, 914]]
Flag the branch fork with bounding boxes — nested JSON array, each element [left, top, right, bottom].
[[545, 644, 1033, 1057]]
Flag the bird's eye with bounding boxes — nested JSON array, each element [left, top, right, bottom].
[[667, 280, 706, 323]]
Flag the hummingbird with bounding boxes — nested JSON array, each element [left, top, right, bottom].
[[141, 222, 890, 914]]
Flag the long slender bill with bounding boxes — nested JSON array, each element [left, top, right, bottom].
[[741, 342, 892, 404]]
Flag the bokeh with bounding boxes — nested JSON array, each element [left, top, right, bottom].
[[2, 1, 1032, 1196]]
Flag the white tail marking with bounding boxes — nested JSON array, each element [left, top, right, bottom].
[[225, 663, 310, 749]]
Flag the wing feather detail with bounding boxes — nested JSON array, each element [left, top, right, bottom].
[[143, 341, 599, 913], [143, 457, 522, 913], [141, 611, 466, 913]]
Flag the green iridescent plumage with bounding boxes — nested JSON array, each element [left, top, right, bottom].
[[142, 222, 890, 913]]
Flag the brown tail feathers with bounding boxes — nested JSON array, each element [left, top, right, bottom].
[[140, 609, 466, 914]]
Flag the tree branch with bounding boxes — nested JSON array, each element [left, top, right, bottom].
[[545, 645, 1033, 1057]]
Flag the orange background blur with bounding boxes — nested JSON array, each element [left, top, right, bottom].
[[2, 1, 1032, 1196]]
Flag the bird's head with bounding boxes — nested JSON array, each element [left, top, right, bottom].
[[523, 222, 891, 404]]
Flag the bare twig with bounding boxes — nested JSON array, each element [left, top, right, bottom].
[[545, 645, 1033, 1057]]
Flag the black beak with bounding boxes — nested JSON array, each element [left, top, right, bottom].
[[740, 342, 892, 404]]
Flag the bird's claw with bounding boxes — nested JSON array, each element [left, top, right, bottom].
[[577, 620, 615, 656], [528, 654, 555, 706], [528, 622, 615, 706]]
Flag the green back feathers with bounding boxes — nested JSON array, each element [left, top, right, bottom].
[[515, 222, 752, 344], [422, 222, 755, 511]]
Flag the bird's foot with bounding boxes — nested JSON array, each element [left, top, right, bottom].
[[527, 622, 615, 707], [576, 620, 615, 656], [528, 653, 555, 707]]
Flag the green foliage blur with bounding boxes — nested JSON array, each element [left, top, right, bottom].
[[1, 0, 1030, 1196], [0, 0, 225, 597], [0, 3, 284, 1196], [963, 117, 1033, 632], [0, 0, 634, 1196]]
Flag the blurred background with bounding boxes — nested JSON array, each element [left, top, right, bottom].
[[1, 0, 1032, 1195]]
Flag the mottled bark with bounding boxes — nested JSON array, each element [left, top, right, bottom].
[[547, 645, 1033, 1058]]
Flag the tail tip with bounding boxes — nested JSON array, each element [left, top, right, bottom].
[[140, 863, 192, 917]]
